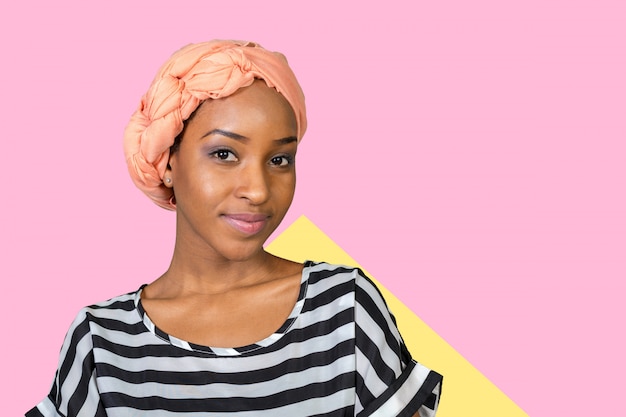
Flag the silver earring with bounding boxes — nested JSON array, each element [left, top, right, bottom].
[[165, 178, 172, 184]]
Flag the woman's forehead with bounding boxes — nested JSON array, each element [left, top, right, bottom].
[[190, 82, 298, 135]]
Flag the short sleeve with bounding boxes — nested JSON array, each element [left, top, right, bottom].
[[26, 309, 106, 417], [354, 270, 442, 417]]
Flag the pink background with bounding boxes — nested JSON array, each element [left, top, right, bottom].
[[2, 1, 624, 415]]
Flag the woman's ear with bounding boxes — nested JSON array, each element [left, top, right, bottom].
[[163, 160, 174, 189]]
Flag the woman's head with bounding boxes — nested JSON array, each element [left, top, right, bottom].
[[123, 40, 307, 210], [164, 80, 298, 261]]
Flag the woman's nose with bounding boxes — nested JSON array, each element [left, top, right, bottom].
[[235, 162, 270, 204]]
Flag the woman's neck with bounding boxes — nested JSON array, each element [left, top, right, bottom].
[[157, 246, 279, 296]]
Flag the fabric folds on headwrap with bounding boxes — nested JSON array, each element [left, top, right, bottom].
[[123, 40, 307, 210]]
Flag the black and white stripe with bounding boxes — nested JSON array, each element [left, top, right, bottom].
[[28, 262, 442, 417]]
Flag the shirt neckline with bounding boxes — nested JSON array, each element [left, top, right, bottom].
[[134, 260, 314, 356]]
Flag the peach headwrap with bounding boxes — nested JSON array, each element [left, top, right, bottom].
[[123, 40, 307, 210]]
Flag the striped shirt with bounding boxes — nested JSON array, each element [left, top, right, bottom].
[[28, 262, 442, 417]]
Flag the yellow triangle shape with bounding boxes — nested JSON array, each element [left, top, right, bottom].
[[266, 216, 528, 417]]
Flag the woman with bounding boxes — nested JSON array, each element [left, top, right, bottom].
[[28, 40, 442, 417]]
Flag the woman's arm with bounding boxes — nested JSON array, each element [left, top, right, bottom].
[[354, 268, 442, 416], [27, 308, 106, 416]]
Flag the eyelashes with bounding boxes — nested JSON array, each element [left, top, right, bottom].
[[208, 148, 294, 167], [270, 155, 294, 167], [210, 149, 237, 161]]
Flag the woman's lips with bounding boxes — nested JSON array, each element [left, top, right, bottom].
[[222, 213, 269, 235]]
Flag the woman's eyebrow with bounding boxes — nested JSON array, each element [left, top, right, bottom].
[[201, 129, 247, 141], [275, 136, 298, 145], [202, 129, 297, 145]]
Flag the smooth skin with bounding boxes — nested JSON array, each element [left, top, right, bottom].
[[140, 80, 422, 417], [141, 80, 302, 348]]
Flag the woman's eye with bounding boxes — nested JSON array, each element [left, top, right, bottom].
[[270, 155, 292, 167], [211, 149, 237, 161]]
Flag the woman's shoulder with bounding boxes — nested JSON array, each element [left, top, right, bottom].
[[84, 286, 142, 311], [305, 261, 397, 326], [304, 260, 362, 280], [303, 261, 387, 309], [68, 286, 145, 330], [304, 261, 376, 291]]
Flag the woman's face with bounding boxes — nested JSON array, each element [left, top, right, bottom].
[[166, 80, 298, 262]]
